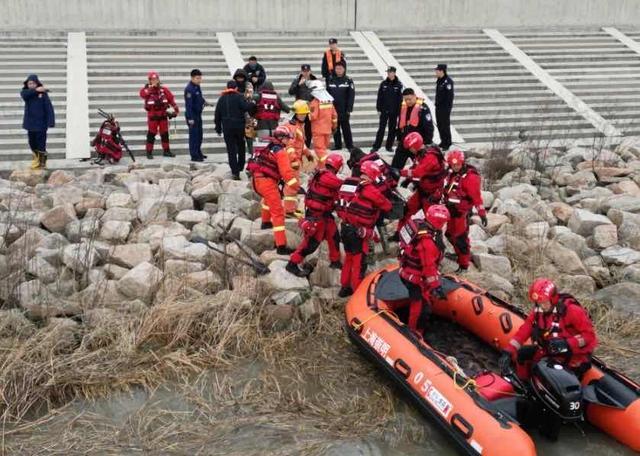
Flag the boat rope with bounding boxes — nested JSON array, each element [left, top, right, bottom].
[[352, 309, 397, 330]]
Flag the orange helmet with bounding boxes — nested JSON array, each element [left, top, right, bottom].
[[325, 153, 344, 172], [529, 278, 558, 304], [360, 160, 382, 181], [403, 132, 424, 152], [446, 149, 465, 167], [425, 205, 450, 230]]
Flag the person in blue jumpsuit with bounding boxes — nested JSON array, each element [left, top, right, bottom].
[[184, 69, 208, 162], [21, 74, 55, 169]]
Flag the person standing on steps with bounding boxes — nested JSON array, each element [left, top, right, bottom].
[[243, 56, 267, 88], [233, 68, 248, 94], [392, 88, 434, 170], [254, 80, 289, 139], [288, 63, 317, 148], [372, 66, 403, 153], [215, 80, 255, 180], [434, 63, 454, 151], [321, 37, 347, 80], [21, 74, 54, 170], [184, 69, 208, 162], [140, 71, 179, 159], [308, 81, 338, 166], [327, 62, 355, 151]]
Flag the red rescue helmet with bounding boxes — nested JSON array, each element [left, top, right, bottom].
[[425, 204, 450, 230], [325, 153, 344, 172], [446, 149, 465, 167], [273, 125, 294, 142], [403, 132, 424, 152], [147, 71, 160, 80], [529, 278, 558, 304], [360, 160, 382, 181]]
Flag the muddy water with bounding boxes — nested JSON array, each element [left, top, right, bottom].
[[11, 317, 636, 456]]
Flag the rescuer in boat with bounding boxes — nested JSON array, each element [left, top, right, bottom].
[[441, 149, 487, 273], [500, 278, 598, 380], [397, 205, 450, 334]]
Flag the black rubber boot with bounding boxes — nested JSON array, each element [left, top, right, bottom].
[[260, 221, 273, 230], [276, 246, 294, 255], [163, 149, 175, 158], [388, 232, 400, 243], [286, 261, 310, 278], [338, 286, 353, 298], [146, 152, 154, 159], [329, 261, 342, 269], [455, 265, 468, 274]]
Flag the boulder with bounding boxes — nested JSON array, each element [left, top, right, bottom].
[[471, 253, 512, 278], [158, 178, 188, 195], [263, 304, 294, 330], [567, 209, 613, 237], [47, 170, 75, 186], [609, 180, 640, 197], [75, 197, 105, 218], [17, 279, 80, 318], [464, 271, 514, 296], [136, 222, 190, 251], [161, 236, 210, 263], [190, 222, 218, 242], [468, 224, 488, 242], [125, 181, 161, 202], [136, 198, 169, 223], [218, 193, 260, 218], [524, 221, 549, 240], [591, 224, 618, 250], [10, 169, 45, 186], [175, 209, 210, 227], [271, 290, 304, 306], [164, 259, 205, 275], [184, 270, 222, 293], [7, 228, 48, 258], [593, 167, 632, 181], [101, 207, 137, 223], [106, 192, 134, 209], [0, 309, 36, 339], [600, 246, 640, 266], [40, 204, 77, 233], [243, 228, 277, 254], [108, 243, 152, 269], [98, 220, 131, 242], [484, 213, 510, 235], [621, 264, 640, 284], [62, 243, 100, 273], [260, 259, 309, 290], [601, 195, 640, 214], [191, 181, 223, 203], [65, 218, 100, 243], [594, 282, 640, 316], [117, 261, 164, 303], [556, 274, 596, 298], [496, 184, 537, 202], [25, 256, 58, 284], [299, 297, 322, 322], [104, 263, 130, 280], [309, 260, 341, 288], [544, 242, 587, 275]]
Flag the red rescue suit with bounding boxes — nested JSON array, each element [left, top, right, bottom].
[[506, 294, 598, 379], [397, 218, 444, 332], [139, 85, 179, 155], [398, 146, 446, 230], [247, 141, 300, 247], [290, 169, 343, 265], [442, 165, 485, 268], [358, 152, 399, 195], [339, 181, 392, 291]]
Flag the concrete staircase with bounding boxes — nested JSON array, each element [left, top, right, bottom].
[[234, 33, 383, 150], [506, 29, 640, 138], [86, 32, 229, 160], [377, 30, 601, 147], [0, 33, 67, 161]]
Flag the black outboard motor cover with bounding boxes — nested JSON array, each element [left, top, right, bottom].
[[530, 358, 583, 422]]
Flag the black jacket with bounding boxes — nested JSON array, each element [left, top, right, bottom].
[[243, 62, 267, 87], [397, 103, 434, 145], [376, 77, 403, 113], [327, 75, 355, 114], [435, 75, 454, 113], [233, 68, 248, 94], [288, 73, 318, 101], [214, 89, 253, 132], [321, 49, 347, 79]]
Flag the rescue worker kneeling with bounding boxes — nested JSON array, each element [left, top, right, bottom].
[[499, 278, 598, 380], [338, 161, 392, 298], [398, 205, 450, 334], [247, 126, 300, 255], [286, 153, 344, 277]]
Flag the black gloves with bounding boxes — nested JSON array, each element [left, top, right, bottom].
[[516, 345, 538, 363], [480, 214, 488, 227], [547, 338, 570, 355], [499, 351, 512, 374], [430, 286, 446, 300]]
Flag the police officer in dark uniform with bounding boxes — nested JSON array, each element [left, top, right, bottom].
[[184, 69, 208, 162], [434, 63, 454, 151], [372, 66, 403, 152], [327, 61, 355, 151], [391, 88, 434, 170], [288, 63, 318, 148]]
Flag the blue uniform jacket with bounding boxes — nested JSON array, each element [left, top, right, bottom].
[[21, 89, 55, 131], [184, 81, 206, 121]]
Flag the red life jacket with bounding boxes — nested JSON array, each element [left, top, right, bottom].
[[336, 176, 360, 220], [398, 100, 423, 130], [443, 164, 480, 210], [94, 119, 123, 161], [306, 169, 339, 214], [345, 182, 383, 228], [398, 218, 444, 284], [247, 142, 282, 180], [145, 86, 170, 113], [256, 91, 281, 121]]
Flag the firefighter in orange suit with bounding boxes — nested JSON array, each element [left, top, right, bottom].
[[284, 100, 316, 217], [309, 81, 338, 167], [247, 125, 300, 255]]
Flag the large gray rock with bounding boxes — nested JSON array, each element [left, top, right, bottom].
[[102, 207, 137, 223], [621, 264, 640, 284], [105, 192, 133, 209], [260, 259, 309, 290], [544, 242, 587, 275], [8, 228, 48, 258], [218, 193, 260, 218], [158, 178, 188, 195], [464, 271, 514, 296], [99, 220, 131, 242], [136, 222, 190, 252], [62, 243, 100, 272], [594, 282, 640, 316], [161, 236, 210, 263], [175, 209, 210, 227], [137, 198, 170, 223], [601, 195, 640, 214], [191, 181, 223, 203], [601, 246, 640, 266], [484, 213, 510, 235], [108, 243, 152, 269], [125, 181, 161, 202], [25, 256, 58, 284], [496, 184, 537, 202], [164, 259, 205, 275], [556, 274, 596, 298], [65, 217, 101, 243], [17, 279, 80, 318], [524, 221, 550, 240], [568, 209, 613, 237], [190, 222, 217, 242], [591, 224, 618, 250], [184, 270, 222, 293], [40, 204, 77, 233], [471, 253, 512, 278], [117, 261, 164, 303]]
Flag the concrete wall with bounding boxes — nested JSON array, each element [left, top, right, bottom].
[[2, 0, 640, 31]]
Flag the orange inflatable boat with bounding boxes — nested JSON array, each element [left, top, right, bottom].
[[345, 265, 640, 455]]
